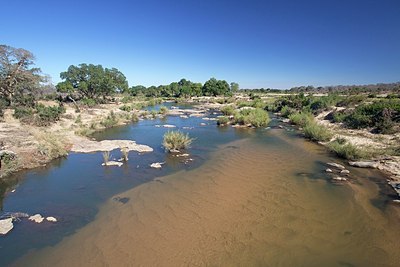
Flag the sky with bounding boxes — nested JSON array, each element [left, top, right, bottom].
[[1, 0, 400, 89]]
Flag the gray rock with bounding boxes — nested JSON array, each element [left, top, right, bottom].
[[340, 170, 350, 175], [327, 162, 346, 170], [325, 168, 333, 173], [332, 176, 347, 181], [348, 161, 379, 168]]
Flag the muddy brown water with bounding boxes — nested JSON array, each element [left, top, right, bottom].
[[13, 128, 400, 267]]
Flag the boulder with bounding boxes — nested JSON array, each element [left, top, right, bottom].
[[327, 162, 346, 170], [340, 170, 350, 175], [0, 218, 13, 235], [348, 161, 379, 169], [46, 216, 57, 222], [29, 214, 44, 223], [150, 162, 164, 169], [325, 168, 333, 173], [332, 176, 347, 181], [163, 124, 176, 128]]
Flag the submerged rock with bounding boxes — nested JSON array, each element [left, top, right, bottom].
[[163, 124, 176, 128], [327, 162, 346, 170], [29, 214, 44, 223], [349, 161, 379, 169], [0, 218, 13, 235]]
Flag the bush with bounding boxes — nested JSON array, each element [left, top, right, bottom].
[[234, 108, 270, 127], [288, 112, 313, 127], [217, 116, 229, 126], [34, 104, 66, 126], [121, 96, 134, 103], [327, 139, 368, 160], [100, 111, 118, 128], [119, 104, 133, 112], [163, 130, 194, 152], [280, 106, 296, 117], [303, 121, 333, 142], [13, 107, 34, 123], [81, 98, 97, 108], [159, 105, 168, 115], [221, 105, 236, 116]]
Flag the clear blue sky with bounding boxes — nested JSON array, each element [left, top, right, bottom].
[[2, 0, 400, 89]]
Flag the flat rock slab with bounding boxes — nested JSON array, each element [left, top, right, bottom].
[[0, 218, 13, 235], [349, 161, 379, 168], [71, 140, 153, 153], [150, 162, 164, 169]]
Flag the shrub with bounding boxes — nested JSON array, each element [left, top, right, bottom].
[[13, 106, 34, 124], [100, 111, 118, 128], [337, 95, 366, 107], [251, 99, 266, 109], [163, 130, 193, 152], [81, 98, 97, 108], [217, 116, 229, 126], [303, 121, 333, 142], [159, 105, 168, 115], [34, 131, 68, 159], [280, 106, 295, 117], [288, 112, 313, 127], [120, 147, 129, 161], [120, 104, 133, 112], [131, 113, 139, 122], [234, 108, 270, 127], [34, 104, 66, 126], [327, 139, 368, 160], [121, 96, 134, 103], [221, 105, 236, 116]]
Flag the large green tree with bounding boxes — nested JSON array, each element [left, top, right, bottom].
[[202, 77, 230, 96], [57, 64, 128, 100], [0, 45, 42, 105]]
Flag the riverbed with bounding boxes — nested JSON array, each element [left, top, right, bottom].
[[1, 106, 400, 266]]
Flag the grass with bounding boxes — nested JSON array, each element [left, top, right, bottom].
[[163, 130, 194, 152], [303, 121, 333, 142], [100, 111, 118, 128], [120, 147, 129, 161], [327, 139, 369, 160], [220, 105, 236, 116], [288, 112, 313, 127], [159, 105, 168, 115], [34, 131, 68, 159], [102, 151, 111, 164]]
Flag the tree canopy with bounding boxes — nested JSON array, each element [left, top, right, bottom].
[[0, 45, 42, 105], [202, 78, 230, 96], [56, 64, 128, 100]]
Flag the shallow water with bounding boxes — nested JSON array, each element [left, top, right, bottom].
[[1, 110, 400, 266]]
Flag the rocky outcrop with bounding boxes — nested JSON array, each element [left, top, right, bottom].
[[0, 218, 13, 235]]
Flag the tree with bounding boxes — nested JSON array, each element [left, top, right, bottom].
[[57, 63, 128, 100], [202, 77, 230, 96], [230, 82, 239, 93], [0, 45, 43, 105]]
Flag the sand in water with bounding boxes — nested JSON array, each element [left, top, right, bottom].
[[15, 133, 400, 267]]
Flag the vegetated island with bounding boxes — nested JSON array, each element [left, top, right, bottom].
[[0, 44, 400, 199]]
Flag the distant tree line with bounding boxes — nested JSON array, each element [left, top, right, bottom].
[[289, 83, 400, 94]]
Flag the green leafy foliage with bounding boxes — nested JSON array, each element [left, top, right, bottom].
[[57, 63, 128, 100], [233, 108, 270, 127], [217, 116, 229, 126], [34, 104, 66, 126], [327, 139, 368, 160]]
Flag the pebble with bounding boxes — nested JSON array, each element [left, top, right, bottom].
[[46, 216, 57, 222]]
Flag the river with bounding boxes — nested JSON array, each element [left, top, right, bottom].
[[1, 105, 399, 266]]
